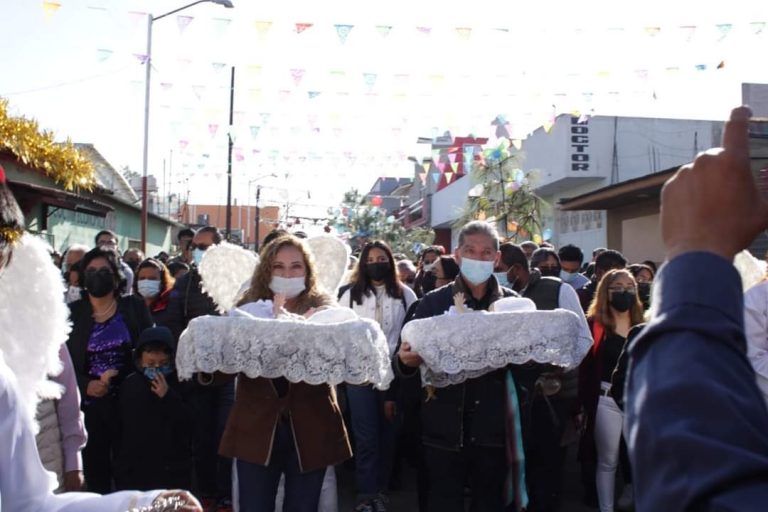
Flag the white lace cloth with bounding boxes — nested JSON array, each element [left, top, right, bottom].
[[176, 308, 394, 389], [401, 309, 592, 387]]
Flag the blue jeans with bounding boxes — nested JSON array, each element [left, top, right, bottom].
[[345, 384, 395, 498], [236, 421, 325, 512]]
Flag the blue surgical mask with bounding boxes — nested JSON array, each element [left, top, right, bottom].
[[493, 272, 510, 288], [143, 366, 173, 380], [560, 270, 578, 283], [192, 248, 206, 266], [137, 279, 161, 298], [460, 257, 495, 285]]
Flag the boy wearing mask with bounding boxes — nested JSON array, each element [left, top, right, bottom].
[[114, 326, 193, 491]]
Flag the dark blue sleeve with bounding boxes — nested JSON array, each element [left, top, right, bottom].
[[626, 252, 768, 511]]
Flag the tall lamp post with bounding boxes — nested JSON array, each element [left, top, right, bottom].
[[247, 173, 276, 251], [140, 0, 234, 253]]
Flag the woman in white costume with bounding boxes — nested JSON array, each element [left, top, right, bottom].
[[0, 165, 201, 512]]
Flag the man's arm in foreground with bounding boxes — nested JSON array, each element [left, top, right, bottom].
[[627, 253, 768, 511]]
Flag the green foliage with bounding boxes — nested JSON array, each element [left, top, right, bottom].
[[457, 145, 546, 242], [330, 189, 435, 259]]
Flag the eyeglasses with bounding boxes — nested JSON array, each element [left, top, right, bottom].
[[190, 243, 211, 251]]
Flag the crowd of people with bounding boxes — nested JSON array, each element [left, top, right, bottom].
[[3, 106, 768, 512], [30, 214, 664, 512]]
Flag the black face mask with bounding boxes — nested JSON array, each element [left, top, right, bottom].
[[421, 272, 437, 294], [637, 282, 651, 308], [609, 290, 636, 313], [85, 269, 116, 298], [367, 262, 392, 282], [125, 259, 139, 272], [538, 266, 561, 278]]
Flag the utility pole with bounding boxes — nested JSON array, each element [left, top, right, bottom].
[[255, 185, 261, 252], [225, 66, 235, 239]]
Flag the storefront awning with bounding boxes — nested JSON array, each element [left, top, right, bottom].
[[558, 168, 677, 211], [9, 180, 113, 217]]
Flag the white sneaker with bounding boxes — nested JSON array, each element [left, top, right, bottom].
[[617, 484, 634, 510]]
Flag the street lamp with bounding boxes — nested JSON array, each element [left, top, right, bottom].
[[140, 0, 234, 253], [247, 173, 276, 251]]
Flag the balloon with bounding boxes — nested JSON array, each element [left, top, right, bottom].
[[543, 228, 553, 240], [371, 195, 383, 207]]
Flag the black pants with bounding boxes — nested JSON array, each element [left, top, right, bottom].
[[189, 379, 235, 499], [424, 444, 506, 512], [83, 397, 117, 494], [524, 398, 572, 512]]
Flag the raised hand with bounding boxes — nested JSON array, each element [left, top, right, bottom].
[[662, 106, 768, 261]]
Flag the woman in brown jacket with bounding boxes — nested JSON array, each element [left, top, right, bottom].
[[219, 235, 351, 512]]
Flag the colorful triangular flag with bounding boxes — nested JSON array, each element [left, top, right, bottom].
[[376, 25, 393, 37], [335, 24, 354, 44], [295, 22, 313, 33], [254, 20, 272, 37], [42, 1, 61, 19], [96, 48, 113, 62], [416, 26, 431, 35], [211, 17, 231, 37], [250, 126, 260, 138], [308, 91, 321, 99], [455, 27, 472, 40], [290, 68, 305, 87], [177, 15, 193, 33], [445, 171, 454, 183]]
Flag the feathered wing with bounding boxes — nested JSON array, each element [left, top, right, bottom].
[[198, 241, 260, 313], [307, 235, 350, 296], [0, 234, 68, 428], [734, 249, 767, 292]]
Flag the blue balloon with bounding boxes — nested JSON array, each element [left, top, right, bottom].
[[543, 228, 553, 240]]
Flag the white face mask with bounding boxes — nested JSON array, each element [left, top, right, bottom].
[[137, 279, 161, 298], [65, 285, 82, 304], [269, 275, 306, 299], [423, 262, 436, 272]]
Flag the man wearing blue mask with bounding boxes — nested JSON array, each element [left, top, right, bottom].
[[558, 244, 591, 290], [396, 221, 519, 512], [164, 226, 234, 511]]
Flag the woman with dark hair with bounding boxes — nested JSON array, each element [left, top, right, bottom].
[[216, 235, 351, 510], [582, 269, 645, 512], [412, 245, 444, 297], [627, 263, 655, 311], [133, 258, 175, 327], [431, 255, 460, 291], [339, 240, 417, 511], [67, 247, 152, 494]]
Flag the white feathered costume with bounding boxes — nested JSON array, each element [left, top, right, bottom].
[[0, 234, 162, 511]]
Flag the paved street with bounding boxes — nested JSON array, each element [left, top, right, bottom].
[[338, 445, 601, 511]]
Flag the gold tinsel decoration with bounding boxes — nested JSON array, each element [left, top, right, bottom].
[[0, 98, 95, 191], [0, 226, 23, 246]]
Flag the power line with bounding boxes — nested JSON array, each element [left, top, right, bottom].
[[1, 65, 136, 97]]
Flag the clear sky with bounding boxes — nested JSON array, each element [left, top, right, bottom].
[[1, 0, 766, 221]]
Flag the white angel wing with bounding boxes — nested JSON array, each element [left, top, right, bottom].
[[198, 241, 260, 313], [0, 234, 67, 428], [307, 235, 350, 295]]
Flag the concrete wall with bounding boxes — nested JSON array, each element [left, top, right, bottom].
[[430, 175, 471, 228]]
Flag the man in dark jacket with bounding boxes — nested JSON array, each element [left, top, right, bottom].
[[164, 226, 233, 510], [115, 327, 193, 491], [396, 221, 517, 512], [500, 243, 591, 512]]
